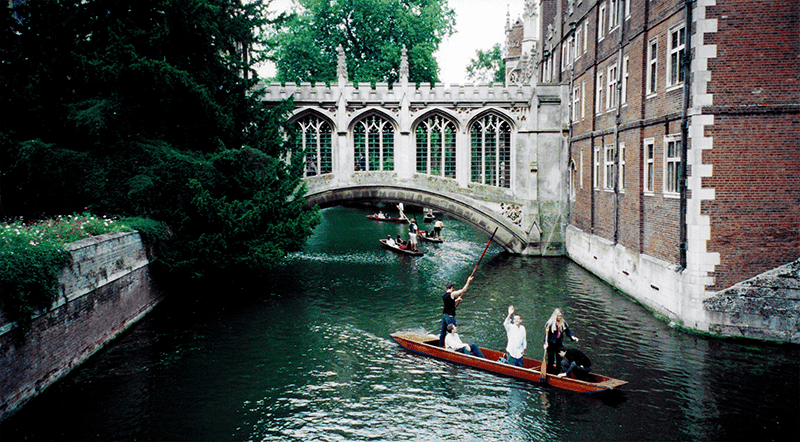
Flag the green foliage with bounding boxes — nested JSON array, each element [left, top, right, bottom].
[[268, 0, 456, 84], [1, 1, 320, 283], [0, 214, 133, 328], [466, 43, 506, 84]]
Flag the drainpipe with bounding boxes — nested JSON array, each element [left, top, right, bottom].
[[567, 22, 577, 228], [679, 0, 693, 270], [613, 0, 625, 244]]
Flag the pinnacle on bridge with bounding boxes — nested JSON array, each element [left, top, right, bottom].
[[337, 44, 348, 85], [400, 45, 409, 86]]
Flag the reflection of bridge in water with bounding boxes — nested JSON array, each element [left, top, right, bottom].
[[258, 50, 569, 254]]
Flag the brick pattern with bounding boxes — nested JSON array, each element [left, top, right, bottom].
[[0, 232, 161, 420]]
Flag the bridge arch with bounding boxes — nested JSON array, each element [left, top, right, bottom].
[[303, 185, 538, 255]]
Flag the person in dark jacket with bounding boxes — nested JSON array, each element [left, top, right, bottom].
[[557, 347, 592, 380]]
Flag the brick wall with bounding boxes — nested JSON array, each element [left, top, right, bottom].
[[0, 232, 162, 420]]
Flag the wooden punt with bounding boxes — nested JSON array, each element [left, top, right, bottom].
[[367, 214, 409, 223], [390, 331, 627, 394], [417, 231, 444, 243], [379, 239, 424, 256]]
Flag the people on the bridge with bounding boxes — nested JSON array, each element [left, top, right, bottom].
[[504, 305, 527, 367], [408, 219, 419, 251], [543, 308, 579, 374], [438, 276, 474, 347], [433, 219, 444, 238], [396, 202, 406, 220], [557, 347, 592, 380], [445, 324, 486, 358]]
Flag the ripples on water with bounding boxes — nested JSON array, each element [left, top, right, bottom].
[[2, 206, 798, 442]]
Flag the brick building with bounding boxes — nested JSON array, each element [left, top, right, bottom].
[[506, 0, 799, 332]]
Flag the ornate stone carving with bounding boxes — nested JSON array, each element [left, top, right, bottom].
[[400, 46, 409, 82], [337, 44, 348, 83], [500, 202, 523, 226], [525, 0, 538, 19]]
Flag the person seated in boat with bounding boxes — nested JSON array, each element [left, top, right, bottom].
[[376, 211, 386, 219], [385, 235, 396, 247], [503, 305, 527, 367], [444, 324, 485, 358], [395, 235, 407, 249], [557, 347, 592, 380]]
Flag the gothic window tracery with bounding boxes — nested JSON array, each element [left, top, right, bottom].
[[294, 114, 332, 177], [415, 114, 457, 178], [470, 114, 512, 188], [353, 114, 395, 172]]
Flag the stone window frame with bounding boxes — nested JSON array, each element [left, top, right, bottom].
[[292, 112, 334, 177], [352, 113, 396, 172], [469, 112, 513, 189], [413, 113, 458, 179]]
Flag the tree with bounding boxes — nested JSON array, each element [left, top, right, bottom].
[[465, 43, 505, 84], [1, 0, 319, 280], [268, 0, 456, 84]]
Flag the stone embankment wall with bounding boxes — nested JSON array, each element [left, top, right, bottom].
[[0, 232, 162, 420], [703, 259, 800, 343]]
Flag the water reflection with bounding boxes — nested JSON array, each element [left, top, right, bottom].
[[1, 206, 798, 442]]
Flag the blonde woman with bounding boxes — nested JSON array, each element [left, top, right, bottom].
[[543, 308, 579, 374]]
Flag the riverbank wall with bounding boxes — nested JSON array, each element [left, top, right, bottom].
[[0, 231, 162, 421], [567, 226, 799, 344]]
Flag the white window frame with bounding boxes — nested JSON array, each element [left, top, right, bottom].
[[621, 55, 629, 105], [574, 24, 583, 61], [607, 64, 618, 110], [646, 38, 658, 96], [664, 135, 682, 197], [598, 2, 606, 41], [572, 85, 581, 122], [604, 144, 615, 189], [596, 71, 604, 114], [618, 142, 626, 191], [583, 21, 589, 54], [594, 145, 601, 188], [581, 80, 586, 119], [580, 149, 584, 188], [668, 24, 686, 89], [609, 0, 619, 30], [644, 138, 655, 194], [624, 0, 631, 19]]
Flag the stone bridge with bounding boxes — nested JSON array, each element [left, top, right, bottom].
[[258, 49, 569, 255]]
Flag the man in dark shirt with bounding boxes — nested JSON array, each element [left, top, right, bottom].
[[438, 276, 473, 347], [557, 347, 592, 380]]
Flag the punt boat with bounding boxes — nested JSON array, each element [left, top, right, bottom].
[[379, 239, 424, 256], [367, 214, 409, 223], [390, 331, 627, 394]]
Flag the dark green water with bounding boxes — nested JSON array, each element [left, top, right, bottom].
[[2, 206, 798, 441]]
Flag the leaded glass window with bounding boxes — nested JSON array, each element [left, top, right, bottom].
[[415, 115, 456, 178], [470, 114, 512, 188], [294, 115, 332, 177], [353, 115, 395, 172]]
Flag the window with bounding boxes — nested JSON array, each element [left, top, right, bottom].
[[624, 0, 631, 18], [598, 3, 607, 41], [583, 21, 589, 53], [668, 25, 686, 87], [353, 114, 394, 171], [644, 139, 655, 193], [664, 136, 682, 194], [607, 64, 618, 110], [619, 143, 626, 190], [470, 114, 512, 188], [581, 81, 586, 119], [621, 56, 629, 105], [415, 115, 456, 178], [609, 0, 619, 30], [646, 38, 658, 95], [295, 114, 332, 177], [594, 145, 601, 188], [572, 85, 581, 122], [604, 144, 615, 189], [574, 24, 583, 61], [570, 160, 578, 200], [596, 71, 604, 114]]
